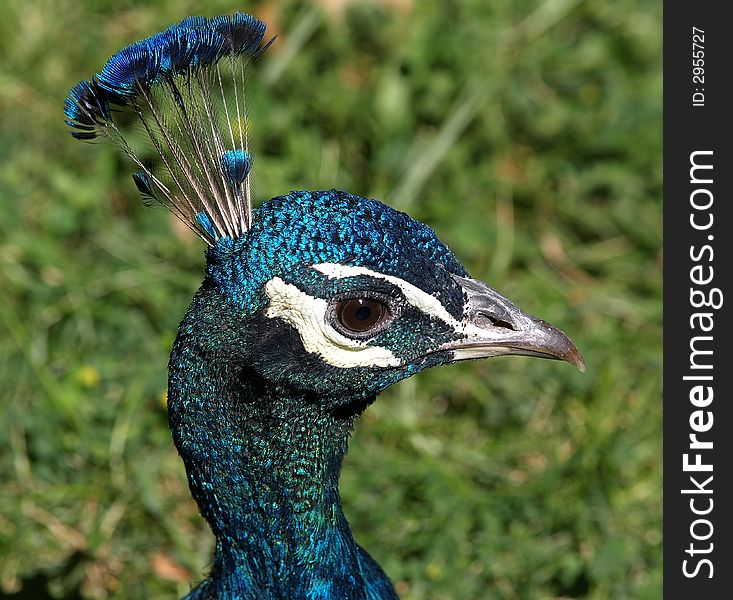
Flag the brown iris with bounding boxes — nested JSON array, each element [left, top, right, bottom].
[[336, 298, 387, 333]]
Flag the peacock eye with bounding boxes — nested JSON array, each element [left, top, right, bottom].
[[336, 298, 389, 333]]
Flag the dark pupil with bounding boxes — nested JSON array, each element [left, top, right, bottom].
[[338, 298, 385, 332]]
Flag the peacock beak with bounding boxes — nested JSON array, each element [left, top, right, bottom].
[[440, 275, 585, 372]]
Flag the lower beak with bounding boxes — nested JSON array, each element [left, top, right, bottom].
[[440, 275, 585, 372]]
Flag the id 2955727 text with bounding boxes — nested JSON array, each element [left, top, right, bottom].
[[692, 27, 705, 107]]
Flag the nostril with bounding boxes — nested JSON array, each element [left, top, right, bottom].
[[486, 316, 516, 330], [473, 310, 517, 331]]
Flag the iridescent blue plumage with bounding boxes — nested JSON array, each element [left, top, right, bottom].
[[63, 79, 111, 139], [153, 27, 224, 75], [195, 212, 218, 241], [209, 12, 267, 56], [207, 190, 468, 315], [66, 12, 584, 600], [220, 150, 253, 190], [97, 39, 164, 98], [84, 13, 266, 103]]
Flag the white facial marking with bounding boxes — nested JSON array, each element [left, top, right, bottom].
[[264, 277, 401, 369], [313, 263, 462, 329], [314, 263, 524, 344]]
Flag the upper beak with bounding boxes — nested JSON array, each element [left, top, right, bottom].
[[440, 275, 585, 372]]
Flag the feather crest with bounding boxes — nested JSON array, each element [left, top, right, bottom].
[[64, 13, 273, 244]]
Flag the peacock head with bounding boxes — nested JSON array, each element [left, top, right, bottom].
[[200, 189, 584, 403], [63, 12, 583, 408]]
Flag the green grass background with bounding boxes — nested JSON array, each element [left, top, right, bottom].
[[0, 0, 661, 598]]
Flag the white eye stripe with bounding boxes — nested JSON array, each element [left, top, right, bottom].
[[264, 277, 401, 368], [313, 263, 462, 331], [313, 264, 511, 341]]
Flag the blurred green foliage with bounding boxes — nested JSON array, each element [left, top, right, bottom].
[[0, 0, 661, 598]]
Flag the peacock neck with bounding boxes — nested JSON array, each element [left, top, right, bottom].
[[167, 284, 395, 598]]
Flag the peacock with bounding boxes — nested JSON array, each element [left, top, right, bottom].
[[64, 12, 584, 599]]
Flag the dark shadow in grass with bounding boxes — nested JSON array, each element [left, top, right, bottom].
[[0, 551, 85, 600], [551, 569, 592, 598]]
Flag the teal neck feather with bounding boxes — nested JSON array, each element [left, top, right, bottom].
[[167, 282, 397, 599]]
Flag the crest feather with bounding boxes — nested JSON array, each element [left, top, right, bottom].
[[64, 13, 274, 244]]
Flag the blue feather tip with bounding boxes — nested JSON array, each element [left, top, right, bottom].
[[220, 150, 253, 189], [64, 79, 112, 139], [132, 171, 158, 204], [195, 211, 219, 241]]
